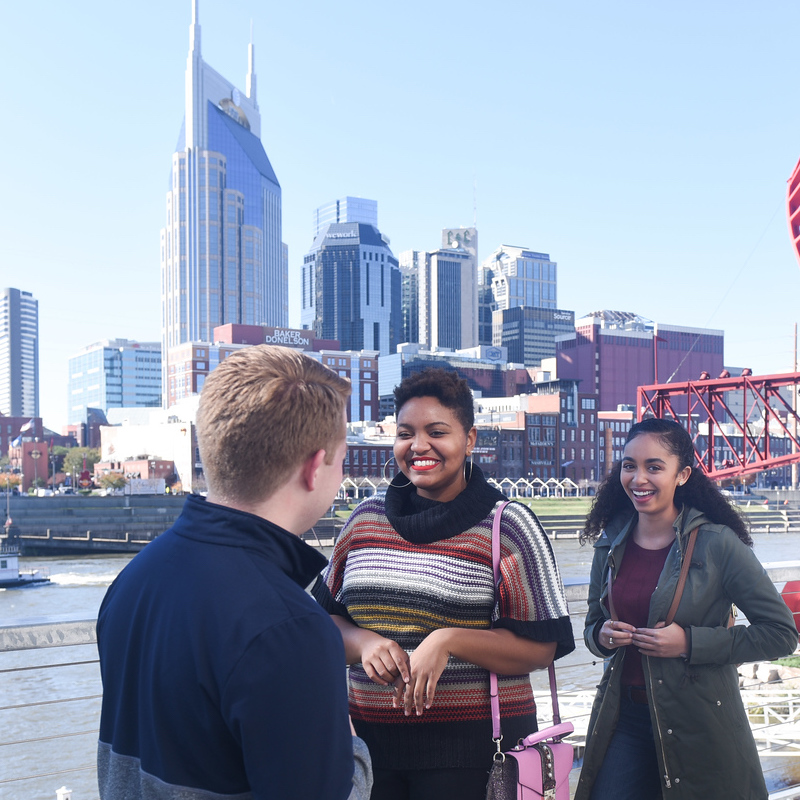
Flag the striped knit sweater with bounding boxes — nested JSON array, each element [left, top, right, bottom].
[[313, 468, 574, 770]]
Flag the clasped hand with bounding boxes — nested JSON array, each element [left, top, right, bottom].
[[601, 620, 688, 659], [362, 630, 452, 717]]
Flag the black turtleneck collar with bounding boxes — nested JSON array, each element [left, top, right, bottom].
[[383, 464, 506, 544]]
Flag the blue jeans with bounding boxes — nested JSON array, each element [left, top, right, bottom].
[[589, 692, 661, 800]]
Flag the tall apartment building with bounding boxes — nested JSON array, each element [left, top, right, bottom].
[[556, 310, 725, 412], [420, 247, 478, 351], [0, 288, 38, 418], [67, 339, 162, 425], [160, 2, 285, 405], [301, 203, 401, 355], [398, 227, 478, 352]]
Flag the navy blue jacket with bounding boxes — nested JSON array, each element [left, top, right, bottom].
[[97, 494, 368, 800]]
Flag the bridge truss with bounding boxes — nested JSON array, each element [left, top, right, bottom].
[[637, 372, 800, 480]]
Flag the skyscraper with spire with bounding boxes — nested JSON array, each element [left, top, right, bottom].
[[160, 1, 286, 405]]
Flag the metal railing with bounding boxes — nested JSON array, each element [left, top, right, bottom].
[[0, 616, 101, 799], [1, 571, 798, 800]]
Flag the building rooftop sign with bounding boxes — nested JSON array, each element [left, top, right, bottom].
[[262, 328, 313, 349], [520, 250, 550, 260]]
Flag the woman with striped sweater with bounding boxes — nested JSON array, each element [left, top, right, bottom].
[[314, 369, 574, 800]]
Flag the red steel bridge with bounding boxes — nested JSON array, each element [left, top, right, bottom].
[[637, 372, 800, 480], [789, 155, 800, 269], [637, 158, 800, 481]]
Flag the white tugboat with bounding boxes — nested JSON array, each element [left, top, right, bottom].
[[0, 547, 50, 589]]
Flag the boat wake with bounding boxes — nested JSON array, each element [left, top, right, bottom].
[[48, 572, 119, 587]]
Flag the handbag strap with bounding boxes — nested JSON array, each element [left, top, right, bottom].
[[490, 500, 561, 743], [607, 526, 698, 626], [664, 527, 698, 626]]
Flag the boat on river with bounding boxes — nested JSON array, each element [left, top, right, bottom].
[[0, 547, 50, 588]]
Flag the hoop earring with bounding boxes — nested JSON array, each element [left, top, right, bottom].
[[383, 456, 411, 488], [464, 454, 474, 483]]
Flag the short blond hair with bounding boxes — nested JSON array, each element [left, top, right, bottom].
[[196, 345, 351, 504]]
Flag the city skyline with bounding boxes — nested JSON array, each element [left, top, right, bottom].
[[3, 1, 800, 431]]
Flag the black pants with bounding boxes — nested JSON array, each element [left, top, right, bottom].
[[371, 766, 489, 800]]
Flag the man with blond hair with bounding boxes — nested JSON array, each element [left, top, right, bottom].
[[97, 345, 372, 800]]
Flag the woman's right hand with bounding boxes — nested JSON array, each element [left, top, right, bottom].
[[360, 635, 411, 687], [600, 619, 635, 650]]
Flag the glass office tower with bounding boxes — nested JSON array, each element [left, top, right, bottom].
[[160, 2, 285, 405], [481, 245, 558, 311], [67, 339, 162, 425], [301, 220, 401, 355]]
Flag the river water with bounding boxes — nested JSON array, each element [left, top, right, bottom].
[[2, 534, 799, 799]]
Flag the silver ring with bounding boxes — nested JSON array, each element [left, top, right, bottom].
[[609, 636, 614, 645]]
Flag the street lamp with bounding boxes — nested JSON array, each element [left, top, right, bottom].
[[4, 474, 10, 531], [30, 446, 41, 494]]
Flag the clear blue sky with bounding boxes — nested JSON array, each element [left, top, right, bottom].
[[2, 0, 799, 431]]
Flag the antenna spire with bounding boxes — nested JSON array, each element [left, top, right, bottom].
[[189, 0, 201, 55], [246, 19, 257, 102]]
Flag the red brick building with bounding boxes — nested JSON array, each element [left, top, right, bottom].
[[557, 311, 724, 413]]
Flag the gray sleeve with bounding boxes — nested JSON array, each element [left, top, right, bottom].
[[690, 531, 798, 666], [584, 544, 614, 659], [347, 737, 373, 800]]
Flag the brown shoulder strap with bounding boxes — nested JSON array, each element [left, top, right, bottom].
[[664, 527, 698, 626], [607, 566, 618, 621]]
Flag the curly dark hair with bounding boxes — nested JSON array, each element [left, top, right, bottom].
[[394, 368, 474, 432], [582, 418, 751, 546]]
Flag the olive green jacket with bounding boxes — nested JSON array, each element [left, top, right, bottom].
[[575, 507, 798, 800]]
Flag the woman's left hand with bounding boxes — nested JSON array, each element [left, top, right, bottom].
[[391, 627, 557, 715], [631, 621, 689, 659], [393, 629, 451, 717]]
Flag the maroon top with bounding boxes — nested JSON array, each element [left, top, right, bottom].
[[611, 538, 673, 687]]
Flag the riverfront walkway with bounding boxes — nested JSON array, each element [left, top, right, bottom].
[[1, 494, 186, 554], [2, 566, 798, 798], [4, 488, 800, 555]]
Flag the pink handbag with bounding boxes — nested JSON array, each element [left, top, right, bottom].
[[486, 501, 574, 800]]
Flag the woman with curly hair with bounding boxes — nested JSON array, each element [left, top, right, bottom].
[[576, 418, 798, 800], [314, 368, 575, 800]]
